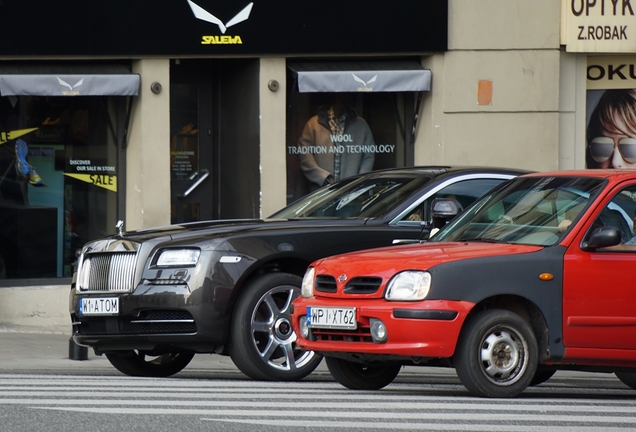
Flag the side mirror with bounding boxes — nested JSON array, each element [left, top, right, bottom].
[[581, 226, 622, 250], [431, 198, 463, 228]]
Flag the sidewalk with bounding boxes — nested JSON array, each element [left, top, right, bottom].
[[0, 327, 250, 378]]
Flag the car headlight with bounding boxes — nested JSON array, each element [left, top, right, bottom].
[[301, 267, 315, 298], [385, 271, 431, 301], [77, 255, 91, 290], [156, 249, 201, 267]]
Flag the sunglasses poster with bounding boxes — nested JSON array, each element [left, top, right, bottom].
[[587, 57, 636, 169]]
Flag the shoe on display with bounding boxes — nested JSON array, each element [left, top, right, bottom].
[[15, 138, 30, 177], [28, 164, 45, 187]]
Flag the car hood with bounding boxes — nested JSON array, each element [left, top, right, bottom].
[[311, 241, 543, 281], [109, 218, 371, 243]]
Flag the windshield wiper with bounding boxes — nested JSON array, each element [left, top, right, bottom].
[[456, 237, 509, 244]]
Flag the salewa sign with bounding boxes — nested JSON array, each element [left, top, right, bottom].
[[0, 1, 448, 57], [562, 0, 636, 52], [351, 73, 378, 92], [57, 77, 84, 95], [187, 0, 253, 45]]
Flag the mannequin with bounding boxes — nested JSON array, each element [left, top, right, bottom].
[[297, 93, 375, 190]]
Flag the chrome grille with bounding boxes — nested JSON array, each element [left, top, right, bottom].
[[76, 310, 197, 335], [81, 252, 137, 292]]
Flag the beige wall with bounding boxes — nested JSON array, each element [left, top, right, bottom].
[[558, 53, 588, 170], [126, 59, 171, 230], [259, 58, 287, 218], [449, 0, 560, 50], [415, 0, 565, 172]]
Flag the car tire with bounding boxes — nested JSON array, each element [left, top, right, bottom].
[[615, 372, 636, 390], [454, 309, 538, 398], [325, 357, 401, 390], [529, 369, 556, 386], [228, 272, 322, 381], [105, 351, 194, 377], [0, 254, 5, 278]]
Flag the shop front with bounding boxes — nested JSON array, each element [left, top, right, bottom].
[[0, 64, 138, 280], [561, 0, 636, 170], [0, 0, 448, 287], [285, 61, 431, 203]]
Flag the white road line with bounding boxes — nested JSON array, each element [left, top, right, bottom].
[[1, 397, 636, 413], [202, 418, 636, 431], [0, 392, 636, 419], [23, 406, 636, 424]]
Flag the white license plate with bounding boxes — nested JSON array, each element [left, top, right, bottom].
[[307, 306, 356, 329], [79, 297, 119, 316]]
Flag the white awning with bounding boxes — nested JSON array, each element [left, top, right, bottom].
[[0, 64, 140, 96], [289, 61, 431, 93]]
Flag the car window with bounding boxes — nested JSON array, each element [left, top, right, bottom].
[[436, 176, 605, 246], [427, 179, 504, 222], [400, 178, 506, 225], [584, 184, 636, 251], [400, 178, 507, 230], [271, 175, 434, 219]]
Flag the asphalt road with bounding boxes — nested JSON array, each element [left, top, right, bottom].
[[1, 330, 636, 431]]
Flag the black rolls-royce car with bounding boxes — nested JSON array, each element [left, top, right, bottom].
[[69, 166, 529, 381]]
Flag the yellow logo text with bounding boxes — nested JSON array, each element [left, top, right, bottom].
[[201, 35, 243, 44]]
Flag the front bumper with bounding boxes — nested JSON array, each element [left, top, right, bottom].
[[70, 282, 231, 354], [292, 297, 474, 358]]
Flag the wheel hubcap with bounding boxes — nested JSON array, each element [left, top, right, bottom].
[[250, 284, 316, 371], [479, 328, 528, 385], [274, 317, 293, 340]]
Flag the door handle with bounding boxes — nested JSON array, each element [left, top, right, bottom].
[[178, 169, 209, 199]]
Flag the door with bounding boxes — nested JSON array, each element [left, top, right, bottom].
[[563, 182, 636, 351], [170, 60, 215, 224]]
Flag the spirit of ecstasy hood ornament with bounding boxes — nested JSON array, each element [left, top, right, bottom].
[[116, 220, 124, 237]]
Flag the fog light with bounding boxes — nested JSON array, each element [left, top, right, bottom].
[[299, 316, 310, 339], [370, 319, 387, 343]]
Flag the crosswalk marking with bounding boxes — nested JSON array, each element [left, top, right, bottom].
[[0, 374, 635, 431], [1, 396, 636, 414], [203, 419, 636, 432]]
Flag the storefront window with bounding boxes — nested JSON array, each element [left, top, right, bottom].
[[286, 61, 428, 204], [0, 96, 122, 279], [586, 58, 636, 170], [586, 89, 636, 170]]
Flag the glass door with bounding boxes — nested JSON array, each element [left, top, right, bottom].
[[170, 60, 215, 224]]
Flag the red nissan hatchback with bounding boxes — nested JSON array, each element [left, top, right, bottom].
[[292, 170, 636, 398]]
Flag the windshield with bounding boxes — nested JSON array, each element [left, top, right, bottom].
[[434, 176, 605, 246], [270, 174, 434, 219]]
